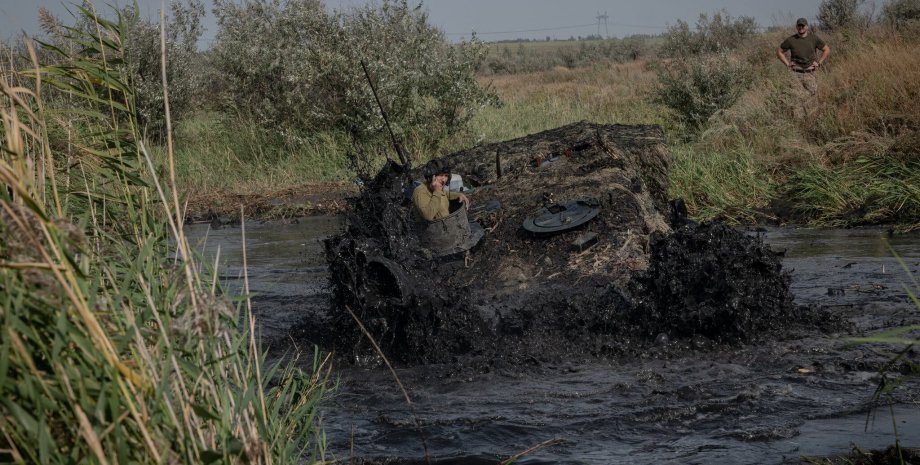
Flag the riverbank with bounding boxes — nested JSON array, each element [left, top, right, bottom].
[[175, 26, 920, 230], [184, 181, 357, 224]]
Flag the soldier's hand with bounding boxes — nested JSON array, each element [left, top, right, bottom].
[[458, 193, 470, 210]]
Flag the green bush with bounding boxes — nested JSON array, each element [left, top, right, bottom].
[[818, 0, 869, 31], [209, 0, 495, 154], [34, 1, 206, 141], [659, 10, 758, 58], [882, 0, 920, 30], [653, 52, 754, 132], [123, 0, 206, 140]]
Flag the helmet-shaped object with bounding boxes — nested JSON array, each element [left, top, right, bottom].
[[422, 159, 450, 182]]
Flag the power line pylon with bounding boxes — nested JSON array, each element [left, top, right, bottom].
[[596, 11, 609, 38]]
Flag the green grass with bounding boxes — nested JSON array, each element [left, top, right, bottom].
[[788, 154, 920, 228], [668, 144, 776, 223], [1, 7, 329, 464], [466, 61, 666, 144], [170, 112, 353, 197]]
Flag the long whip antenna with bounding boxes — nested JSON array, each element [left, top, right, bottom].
[[360, 60, 411, 169]]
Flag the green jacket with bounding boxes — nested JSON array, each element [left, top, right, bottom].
[[413, 183, 460, 221]]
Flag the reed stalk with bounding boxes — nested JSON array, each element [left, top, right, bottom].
[[0, 4, 328, 464]]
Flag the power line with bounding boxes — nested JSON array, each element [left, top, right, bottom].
[[445, 22, 599, 36]]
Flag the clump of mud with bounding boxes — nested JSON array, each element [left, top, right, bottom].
[[630, 219, 801, 343], [324, 121, 819, 366]]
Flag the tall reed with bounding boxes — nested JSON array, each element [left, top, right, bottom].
[[0, 5, 327, 464]]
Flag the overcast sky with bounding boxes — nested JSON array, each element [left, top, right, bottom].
[[2, 0, 825, 46]]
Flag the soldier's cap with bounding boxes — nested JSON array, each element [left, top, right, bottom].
[[796, 18, 808, 27], [422, 159, 450, 181]]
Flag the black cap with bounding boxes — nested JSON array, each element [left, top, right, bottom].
[[796, 17, 808, 27]]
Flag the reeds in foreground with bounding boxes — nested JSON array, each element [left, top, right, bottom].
[[0, 5, 328, 464]]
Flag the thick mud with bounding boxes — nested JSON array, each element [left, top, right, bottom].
[[324, 122, 827, 366], [187, 220, 920, 464]]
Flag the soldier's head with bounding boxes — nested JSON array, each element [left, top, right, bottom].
[[795, 18, 809, 36], [422, 159, 450, 186]]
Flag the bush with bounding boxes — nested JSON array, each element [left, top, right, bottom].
[[653, 52, 754, 132], [882, 0, 920, 30], [209, 0, 495, 155], [479, 36, 653, 75], [659, 10, 758, 58], [34, 1, 206, 141], [818, 0, 869, 31], [123, 0, 206, 140]]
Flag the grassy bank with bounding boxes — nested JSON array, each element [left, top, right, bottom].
[[1, 10, 328, 464], [169, 26, 920, 229]]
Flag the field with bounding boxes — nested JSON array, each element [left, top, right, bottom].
[[172, 26, 920, 230]]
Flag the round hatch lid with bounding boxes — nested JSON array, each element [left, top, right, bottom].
[[523, 199, 600, 234]]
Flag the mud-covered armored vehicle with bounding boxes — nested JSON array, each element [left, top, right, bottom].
[[325, 122, 811, 365]]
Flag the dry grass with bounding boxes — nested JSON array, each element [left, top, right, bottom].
[[470, 61, 664, 144], [814, 31, 920, 141]]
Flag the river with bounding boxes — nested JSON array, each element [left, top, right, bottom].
[[187, 219, 920, 464]]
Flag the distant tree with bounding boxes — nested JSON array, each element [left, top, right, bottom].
[[209, 0, 495, 150], [660, 10, 757, 58], [818, 0, 869, 31], [882, 0, 920, 30]]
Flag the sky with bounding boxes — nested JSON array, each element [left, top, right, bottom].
[[2, 0, 825, 46]]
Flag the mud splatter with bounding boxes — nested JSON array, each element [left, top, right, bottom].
[[325, 122, 830, 365]]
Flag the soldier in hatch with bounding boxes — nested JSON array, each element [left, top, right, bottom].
[[412, 159, 470, 221]]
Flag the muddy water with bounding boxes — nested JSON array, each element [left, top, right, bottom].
[[186, 221, 920, 464]]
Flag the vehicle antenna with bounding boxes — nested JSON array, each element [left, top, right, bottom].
[[360, 60, 411, 169]]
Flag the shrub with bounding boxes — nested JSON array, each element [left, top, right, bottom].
[[659, 10, 758, 58], [123, 0, 206, 140], [817, 0, 869, 31], [882, 0, 920, 30], [209, 0, 495, 155], [653, 52, 754, 132], [33, 1, 206, 141]]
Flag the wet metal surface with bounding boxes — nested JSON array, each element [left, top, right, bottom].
[[189, 222, 920, 464]]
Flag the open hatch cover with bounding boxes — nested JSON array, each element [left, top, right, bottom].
[[523, 198, 600, 235]]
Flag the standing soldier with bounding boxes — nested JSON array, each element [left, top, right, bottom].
[[776, 18, 831, 118]]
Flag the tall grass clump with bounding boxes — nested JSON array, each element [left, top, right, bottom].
[[809, 37, 920, 142], [0, 5, 328, 464], [668, 145, 776, 223], [788, 152, 920, 228]]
